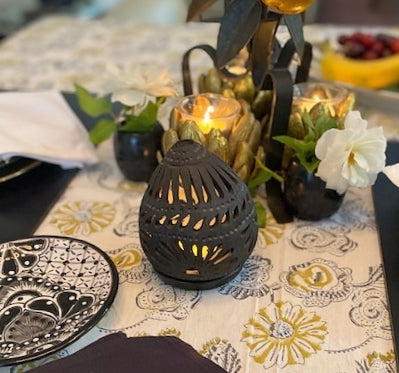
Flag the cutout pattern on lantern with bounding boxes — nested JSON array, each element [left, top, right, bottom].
[[139, 140, 258, 290]]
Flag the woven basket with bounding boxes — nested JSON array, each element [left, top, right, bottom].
[[139, 140, 258, 290]]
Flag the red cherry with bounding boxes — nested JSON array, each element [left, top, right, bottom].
[[389, 39, 399, 54], [359, 34, 375, 49], [362, 50, 379, 60], [338, 34, 349, 45], [371, 41, 384, 57], [343, 41, 365, 58], [382, 48, 393, 57], [348, 32, 364, 43], [377, 33, 394, 48]]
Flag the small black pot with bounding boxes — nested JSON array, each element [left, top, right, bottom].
[[283, 159, 344, 221], [113, 121, 164, 182]]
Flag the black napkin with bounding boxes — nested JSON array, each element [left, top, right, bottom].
[[28, 333, 228, 373]]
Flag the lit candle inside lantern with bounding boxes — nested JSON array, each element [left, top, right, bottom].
[[292, 82, 349, 117], [175, 93, 241, 137]]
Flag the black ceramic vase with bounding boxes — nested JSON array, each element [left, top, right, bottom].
[[283, 159, 345, 221], [113, 121, 164, 182]]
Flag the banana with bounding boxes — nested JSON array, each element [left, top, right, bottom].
[[321, 50, 399, 89]]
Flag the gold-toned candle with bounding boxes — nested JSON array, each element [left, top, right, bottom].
[[292, 82, 349, 118], [175, 93, 241, 137]]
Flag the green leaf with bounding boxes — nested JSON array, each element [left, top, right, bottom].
[[273, 135, 307, 154], [254, 201, 267, 228], [314, 115, 338, 140], [89, 118, 117, 144], [121, 100, 159, 133], [216, 0, 262, 68], [301, 110, 315, 141], [299, 156, 319, 174], [274, 135, 319, 173], [248, 169, 273, 196], [74, 84, 112, 117]]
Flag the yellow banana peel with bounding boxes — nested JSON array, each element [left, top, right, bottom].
[[321, 51, 399, 89]]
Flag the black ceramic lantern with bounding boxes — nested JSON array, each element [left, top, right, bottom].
[[139, 140, 258, 290]]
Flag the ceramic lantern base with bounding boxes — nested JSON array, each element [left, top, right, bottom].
[[155, 264, 244, 290]]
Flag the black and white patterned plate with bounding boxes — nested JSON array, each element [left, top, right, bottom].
[[0, 235, 118, 365], [0, 157, 42, 183]]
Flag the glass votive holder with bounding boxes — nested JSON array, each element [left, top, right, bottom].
[[292, 82, 349, 118], [175, 93, 241, 137]]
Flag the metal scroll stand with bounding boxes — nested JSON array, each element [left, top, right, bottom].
[[181, 11, 312, 224]]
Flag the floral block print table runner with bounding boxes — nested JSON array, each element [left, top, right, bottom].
[[0, 15, 397, 372]]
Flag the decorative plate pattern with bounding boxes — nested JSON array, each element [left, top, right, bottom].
[[0, 157, 42, 183], [0, 235, 118, 365]]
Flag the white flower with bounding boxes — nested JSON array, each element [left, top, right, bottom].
[[103, 63, 177, 107], [315, 111, 387, 194]]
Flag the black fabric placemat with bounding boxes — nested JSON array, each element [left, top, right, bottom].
[[0, 93, 96, 243], [27, 333, 228, 373], [373, 140, 399, 364]]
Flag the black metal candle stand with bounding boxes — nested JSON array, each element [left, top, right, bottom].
[[182, 2, 313, 224]]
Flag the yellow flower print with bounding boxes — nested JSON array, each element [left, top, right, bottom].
[[50, 201, 115, 236], [117, 180, 147, 193], [280, 259, 353, 307], [111, 247, 142, 270], [366, 350, 395, 370], [288, 264, 335, 292], [259, 214, 285, 245], [158, 328, 181, 337], [108, 244, 153, 284], [242, 301, 327, 368], [134, 328, 181, 338]]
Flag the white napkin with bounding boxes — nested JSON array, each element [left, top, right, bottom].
[[0, 90, 99, 169]]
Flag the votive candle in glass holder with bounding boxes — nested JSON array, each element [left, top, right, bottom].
[[175, 93, 241, 137], [292, 82, 349, 118]]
